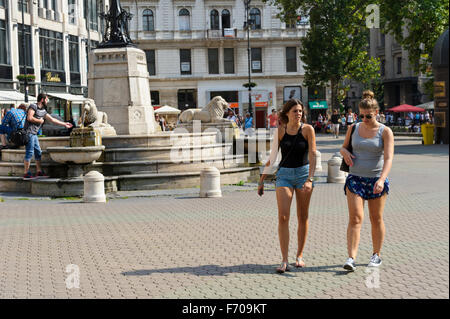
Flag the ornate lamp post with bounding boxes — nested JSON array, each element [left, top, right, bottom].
[[20, 0, 29, 102], [244, 0, 253, 126]]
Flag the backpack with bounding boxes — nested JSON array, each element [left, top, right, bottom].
[[10, 128, 29, 147]]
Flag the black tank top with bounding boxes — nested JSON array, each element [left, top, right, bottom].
[[280, 125, 309, 168]]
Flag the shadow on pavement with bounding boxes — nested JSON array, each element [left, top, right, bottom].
[[122, 263, 361, 277]]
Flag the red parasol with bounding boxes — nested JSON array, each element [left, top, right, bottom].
[[387, 104, 425, 112]]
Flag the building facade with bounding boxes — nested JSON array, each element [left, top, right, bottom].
[[369, 28, 431, 109], [0, 0, 105, 122], [121, 0, 320, 128]]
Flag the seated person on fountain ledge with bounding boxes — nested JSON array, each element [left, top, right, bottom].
[[23, 93, 73, 180], [0, 103, 27, 149]]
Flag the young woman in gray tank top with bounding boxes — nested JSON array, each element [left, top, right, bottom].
[[340, 90, 394, 271]]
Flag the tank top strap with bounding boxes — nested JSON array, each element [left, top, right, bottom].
[[377, 123, 385, 136]]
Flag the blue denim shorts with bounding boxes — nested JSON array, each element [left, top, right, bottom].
[[275, 165, 314, 189], [24, 133, 42, 162], [344, 174, 389, 200]]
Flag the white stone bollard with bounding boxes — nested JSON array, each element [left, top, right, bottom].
[[315, 150, 322, 172], [199, 166, 222, 198], [83, 171, 106, 203], [327, 152, 347, 183]]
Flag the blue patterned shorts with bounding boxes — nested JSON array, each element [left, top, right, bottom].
[[344, 174, 389, 200]]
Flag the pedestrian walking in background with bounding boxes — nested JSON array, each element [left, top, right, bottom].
[[244, 113, 253, 129], [340, 113, 346, 128], [425, 111, 430, 122], [346, 110, 355, 126], [267, 108, 278, 129], [340, 90, 394, 272], [23, 93, 73, 180], [318, 113, 324, 126], [258, 99, 316, 273], [379, 112, 386, 124], [331, 109, 340, 139]]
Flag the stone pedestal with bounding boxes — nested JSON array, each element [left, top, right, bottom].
[[327, 152, 347, 183], [70, 127, 102, 147], [199, 167, 222, 198], [83, 171, 106, 203], [315, 150, 322, 172], [88, 47, 158, 135]]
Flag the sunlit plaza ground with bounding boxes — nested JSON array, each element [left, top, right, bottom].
[[0, 135, 448, 299]]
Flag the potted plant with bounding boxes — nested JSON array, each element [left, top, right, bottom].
[[16, 74, 35, 82], [243, 82, 257, 89]]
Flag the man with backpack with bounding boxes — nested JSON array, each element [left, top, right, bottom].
[[23, 93, 73, 180], [0, 104, 27, 149]]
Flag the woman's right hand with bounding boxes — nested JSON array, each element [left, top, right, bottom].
[[342, 149, 356, 167], [257, 184, 264, 196]]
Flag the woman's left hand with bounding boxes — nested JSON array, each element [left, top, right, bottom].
[[373, 179, 385, 194], [301, 180, 313, 192]]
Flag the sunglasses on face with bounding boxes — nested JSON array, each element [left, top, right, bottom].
[[359, 114, 373, 119]]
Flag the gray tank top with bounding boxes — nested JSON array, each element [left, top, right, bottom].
[[349, 122, 385, 178]]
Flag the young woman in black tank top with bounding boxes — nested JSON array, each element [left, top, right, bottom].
[[258, 99, 317, 273]]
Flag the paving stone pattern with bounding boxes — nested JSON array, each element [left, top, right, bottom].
[[0, 136, 448, 299]]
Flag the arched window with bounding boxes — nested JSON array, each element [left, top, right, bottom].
[[249, 8, 261, 30], [179, 8, 190, 31], [221, 9, 230, 29], [143, 9, 154, 31], [210, 10, 219, 30]]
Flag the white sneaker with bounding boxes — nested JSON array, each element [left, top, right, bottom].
[[367, 253, 382, 267], [343, 258, 356, 271]]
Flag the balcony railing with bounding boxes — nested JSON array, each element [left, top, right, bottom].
[[132, 27, 307, 41]]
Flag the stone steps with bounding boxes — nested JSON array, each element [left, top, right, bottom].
[[0, 167, 259, 196], [0, 142, 234, 163], [0, 154, 247, 177], [103, 143, 233, 162], [102, 132, 218, 148]]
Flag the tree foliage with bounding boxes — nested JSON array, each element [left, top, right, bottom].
[[379, 0, 449, 74], [266, 0, 381, 109]]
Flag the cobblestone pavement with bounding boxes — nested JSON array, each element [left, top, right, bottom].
[[0, 135, 448, 299]]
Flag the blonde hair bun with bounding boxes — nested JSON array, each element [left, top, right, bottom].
[[362, 90, 374, 100]]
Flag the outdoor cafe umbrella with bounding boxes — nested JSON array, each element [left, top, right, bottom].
[[387, 104, 425, 112], [154, 105, 181, 114], [415, 101, 434, 110]]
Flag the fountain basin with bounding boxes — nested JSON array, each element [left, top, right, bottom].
[[47, 146, 105, 164]]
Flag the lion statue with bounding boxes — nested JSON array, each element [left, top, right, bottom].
[[80, 98, 109, 127], [79, 98, 117, 136], [179, 96, 232, 123]]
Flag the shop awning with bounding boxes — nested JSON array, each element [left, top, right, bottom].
[[0, 90, 37, 104], [47, 92, 87, 103], [308, 101, 328, 109]]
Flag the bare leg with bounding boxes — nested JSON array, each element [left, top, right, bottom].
[[346, 187, 365, 259], [24, 160, 31, 174], [367, 194, 387, 256], [1, 134, 7, 146], [35, 160, 42, 173], [295, 187, 313, 265], [276, 186, 294, 267]]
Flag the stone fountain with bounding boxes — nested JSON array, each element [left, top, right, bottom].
[[0, 0, 260, 197], [46, 99, 109, 178]]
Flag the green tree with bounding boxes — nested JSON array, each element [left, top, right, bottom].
[[380, 0, 449, 74], [267, 0, 380, 109]]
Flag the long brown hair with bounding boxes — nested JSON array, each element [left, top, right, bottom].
[[279, 99, 307, 124]]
